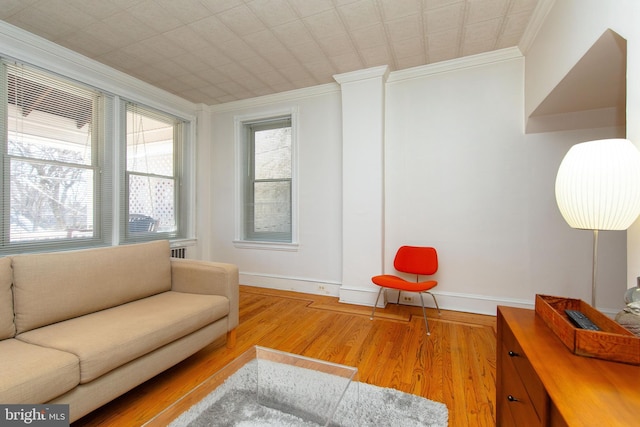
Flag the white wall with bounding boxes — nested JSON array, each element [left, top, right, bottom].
[[200, 52, 626, 315], [385, 56, 625, 314], [205, 88, 345, 295]]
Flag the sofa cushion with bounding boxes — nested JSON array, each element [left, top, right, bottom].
[[0, 339, 79, 404], [17, 291, 229, 383], [12, 240, 172, 334], [0, 257, 15, 339]]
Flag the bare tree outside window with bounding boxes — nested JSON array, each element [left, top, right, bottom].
[[0, 59, 190, 253], [9, 141, 93, 241], [4, 64, 97, 243]]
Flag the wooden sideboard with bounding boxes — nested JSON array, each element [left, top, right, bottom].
[[497, 306, 640, 426]]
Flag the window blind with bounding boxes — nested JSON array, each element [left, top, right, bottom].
[[1, 60, 102, 250]]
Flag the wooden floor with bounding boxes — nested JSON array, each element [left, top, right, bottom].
[[73, 286, 498, 426]]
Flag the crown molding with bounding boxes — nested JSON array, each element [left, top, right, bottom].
[[519, 0, 557, 55], [333, 65, 390, 85], [209, 82, 340, 113], [212, 50, 521, 113], [387, 47, 523, 84]]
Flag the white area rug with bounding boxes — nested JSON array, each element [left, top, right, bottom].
[[170, 359, 448, 427]]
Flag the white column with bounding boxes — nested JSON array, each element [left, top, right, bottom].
[[334, 66, 389, 306]]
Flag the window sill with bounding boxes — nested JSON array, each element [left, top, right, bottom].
[[233, 240, 299, 252]]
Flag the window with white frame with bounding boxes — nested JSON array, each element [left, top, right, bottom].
[[241, 116, 293, 243], [0, 58, 191, 254], [124, 103, 183, 240], [0, 60, 105, 251]]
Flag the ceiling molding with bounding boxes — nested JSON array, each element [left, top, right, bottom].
[[333, 65, 390, 85], [212, 47, 526, 113], [519, 0, 557, 55], [387, 47, 523, 84], [209, 82, 340, 114]]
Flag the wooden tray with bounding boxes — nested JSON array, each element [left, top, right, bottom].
[[535, 294, 640, 365]]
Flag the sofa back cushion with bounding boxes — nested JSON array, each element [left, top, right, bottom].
[[0, 256, 15, 339], [12, 240, 172, 334]]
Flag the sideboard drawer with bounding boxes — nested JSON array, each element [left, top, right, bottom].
[[499, 346, 542, 426], [500, 315, 549, 422]]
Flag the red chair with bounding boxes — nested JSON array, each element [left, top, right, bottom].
[[370, 246, 441, 335]]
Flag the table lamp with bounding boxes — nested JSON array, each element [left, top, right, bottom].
[[555, 138, 640, 307]]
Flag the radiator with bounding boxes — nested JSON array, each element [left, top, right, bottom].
[[170, 247, 186, 259]]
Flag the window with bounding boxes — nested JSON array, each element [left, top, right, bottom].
[[0, 61, 104, 251], [124, 103, 183, 240], [0, 58, 192, 254], [242, 116, 293, 243]]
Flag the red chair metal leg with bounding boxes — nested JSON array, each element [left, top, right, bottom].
[[425, 291, 441, 315], [370, 287, 385, 320], [418, 293, 431, 336]]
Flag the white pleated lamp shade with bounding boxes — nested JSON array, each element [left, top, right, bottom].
[[555, 139, 640, 230]]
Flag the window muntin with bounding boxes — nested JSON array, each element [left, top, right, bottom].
[[2, 61, 100, 246], [125, 103, 181, 238], [244, 117, 292, 242]]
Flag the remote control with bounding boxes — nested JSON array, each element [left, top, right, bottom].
[[565, 309, 600, 331]]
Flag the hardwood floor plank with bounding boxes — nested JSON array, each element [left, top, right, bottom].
[[471, 326, 497, 425], [73, 286, 497, 427], [423, 322, 445, 401]]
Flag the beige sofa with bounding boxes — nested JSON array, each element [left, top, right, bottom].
[[0, 240, 238, 422]]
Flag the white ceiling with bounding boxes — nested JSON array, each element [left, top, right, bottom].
[[0, 0, 541, 105]]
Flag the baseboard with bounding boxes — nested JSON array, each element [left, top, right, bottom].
[[417, 291, 533, 316], [338, 286, 533, 316], [338, 286, 384, 307], [239, 272, 341, 297], [240, 274, 622, 317]]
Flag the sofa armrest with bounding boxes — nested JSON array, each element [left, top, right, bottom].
[[170, 259, 239, 332]]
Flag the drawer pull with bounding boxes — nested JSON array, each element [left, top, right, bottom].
[[507, 395, 519, 402], [508, 350, 519, 357]]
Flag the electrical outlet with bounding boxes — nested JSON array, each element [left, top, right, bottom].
[[318, 285, 326, 292], [402, 296, 413, 303]]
